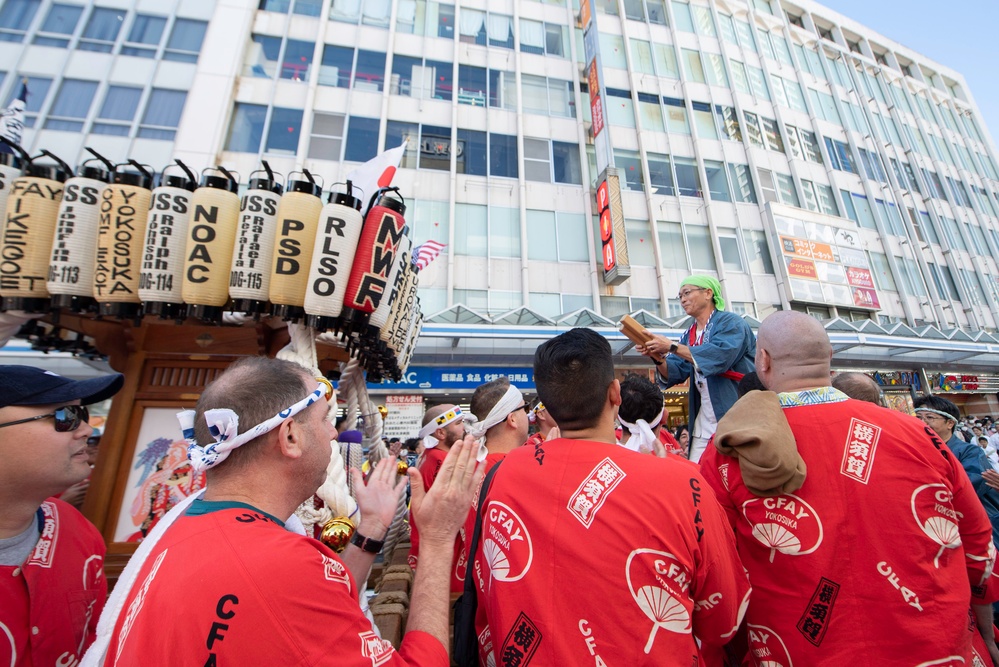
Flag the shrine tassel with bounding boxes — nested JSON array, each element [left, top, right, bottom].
[[139, 160, 197, 321], [181, 167, 240, 323], [268, 171, 324, 322], [47, 149, 114, 313], [229, 162, 283, 318], [0, 150, 73, 313], [340, 188, 407, 337], [303, 181, 364, 333], [94, 161, 154, 320]]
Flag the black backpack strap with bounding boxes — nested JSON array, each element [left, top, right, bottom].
[[452, 460, 503, 666]]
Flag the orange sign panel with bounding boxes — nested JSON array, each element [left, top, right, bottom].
[[780, 237, 833, 262]]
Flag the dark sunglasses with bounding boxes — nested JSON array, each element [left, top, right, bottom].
[[0, 405, 90, 432]]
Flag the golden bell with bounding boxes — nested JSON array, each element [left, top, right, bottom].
[[319, 516, 355, 553], [397, 460, 409, 476], [377, 405, 388, 419]]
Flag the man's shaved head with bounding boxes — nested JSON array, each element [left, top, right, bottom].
[[756, 311, 833, 392], [422, 404, 456, 427], [832, 372, 882, 405]]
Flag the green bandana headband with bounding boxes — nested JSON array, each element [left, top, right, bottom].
[[680, 275, 725, 310]]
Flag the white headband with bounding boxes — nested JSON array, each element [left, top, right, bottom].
[[179, 383, 326, 473], [464, 384, 523, 461], [418, 406, 464, 450], [914, 407, 957, 423], [618, 408, 665, 455]]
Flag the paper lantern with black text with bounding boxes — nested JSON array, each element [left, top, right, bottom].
[[229, 166, 283, 317], [268, 172, 324, 321], [304, 182, 364, 332]]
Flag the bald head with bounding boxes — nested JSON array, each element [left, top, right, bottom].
[[756, 311, 833, 393], [422, 404, 456, 427], [832, 372, 882, 405]]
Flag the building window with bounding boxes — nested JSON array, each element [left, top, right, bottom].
[[487, 133, 517, 178], [138, 89, 187, 140], [396, 1, 455, 39], [386, 122, 452, 171], [615, 150, 644, 192], [626, 220, 656, 266], [0, 0, 40, 42], [605, 87, 635, 128], [728, 164, 757, 203], [745, 230, 774, 274], [455, 204, 520, 259], [760, 116, 784, 153], [92, 85, 142, 136], [391, 55, 453, 100], [307, 112, 345, 161], [528, 210, 587, 262], [44, 79, 97, 132], [281, 39, 315, 81], [409, 199, 450, 247], [318, 45, 353, 87], [164, 19, 207, 63], [757, 168, 778, 204], [79, 7, 125, 52], [647, 153, 675, 196], [120, 14, 166, 57], [330, 0, 391, 26], [217, 105, 250, 150], [341, 115, 378, 162], [715, 106, 741, 141], [521, 74, 574, 117], [686, 225, 716, 270], [671, 1, 694, 32], [33, 3, 83, 48], [354, 50, 386, 91], [692, 101, 716, 140], [657, 221, 686, 270], [664, 97, 689, 135], [458, 9, 513, 49], [719, 236, 744, 272], [674, 157, 701, 198], [743, 111, 763, 148], [681, 49, 705, 84], [704, 161, 731, 202], [519, 19, 566, 57], [775, 173, 800, 207], [457, 65, 515, 109], [245, 35, 281, 79]]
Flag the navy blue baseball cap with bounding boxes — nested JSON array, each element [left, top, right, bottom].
[[0, 365, 124, 408]]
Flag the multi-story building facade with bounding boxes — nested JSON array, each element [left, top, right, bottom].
[[4, 0, 999, 412]]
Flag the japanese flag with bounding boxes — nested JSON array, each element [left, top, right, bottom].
[[346, 141, 407, 213]]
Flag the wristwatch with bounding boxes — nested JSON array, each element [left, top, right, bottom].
[[350, 530, 385, 554], [669, 343, 678, 354]]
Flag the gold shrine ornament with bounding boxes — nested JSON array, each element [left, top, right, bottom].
[[397, 460, 409, 476], [319, 516, 355, 553]]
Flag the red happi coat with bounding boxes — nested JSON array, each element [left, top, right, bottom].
[[408, 446, 466, 592], [471, 438, 751, 666], [0, 499, 106, 667], [700, 389, 999, 666], [106, 504, 446, 666]]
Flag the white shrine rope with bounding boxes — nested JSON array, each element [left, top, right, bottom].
[[463, 384, 522, 461], [618, 408, 665, 455]]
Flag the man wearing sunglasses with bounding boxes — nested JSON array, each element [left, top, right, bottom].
[[0, 364, 123, 667]]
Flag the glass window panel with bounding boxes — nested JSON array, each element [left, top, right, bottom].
[[639, 99, 664, 132], [553, 140, 582, 184], [648, 153, 675, 196], [126, 14, 165, 45], [606, 89, 635, 128], [246, 34, 280, 78], [528, 210, 558, 261], [521, 74, 549, 114], [718, 13, 736, 44], [557, 213, 588, 261], [728, 164, 756, 203], [719, 236, 744, 271], [490, 206, 520, 258], [419, 124, 452, 171], [630, 39, 655, 75], [44, 79, 97, 132], [747, 65, 770, 100], [868, 251, 896, 291], [692, 6, 715, 37], [454, 203, 487, 257], [743, 111, 763, 148], [674, 157, 701, 198], [343, 116, 379, 162], [705, 54, 728, 87], [626, 220, 656, 266], [164, 19, 207, 62], [715, 105, 741, 141], [293, 0, 322, 16], [735, 19, 755, 52], [775, 173, 799, 207], [852, 194, 877, 230], [384, 121, 419, 168], [692, 104, 717, 140], [37, 3, 83, 47], [319, 45, 353, 87], [599, 33, 627, 69], [757, 168, 778, 204], [544, 22, 566, 57], [262, 106, 302, 154], [137, 88, 186, 139], [681, 49, 705, 84], [354, 50, 386, 91], [489, 133, 518, 178], [746, 230, 773, 273], [524, 137, 551, 183], [97, 85, 141, 121], [653, 43, 678, 79], [671, 1, 694, 32], [664, 98, 689, 135], [729, 60, 750, 94], [647, 0, 667, 25], [615, 149, 644, 192], [520, 18, 544, 55], [686, 225, 716, 270], [760, 116, 784, 153], [226, 102, 267, 152], [817, 184, 838, 216], [705, 160, 730, 201], [658, 221, 687, 270], [0, 0, 40, 40], [800, 179, 818, 212], [282, 39, 315, 81], [307, 111, 345, 160], [801, 130, 822, 163], [456, 129, 486, 175], [549, 78, 574, 118], [530, 292, 561, 318], [457, 63, 486, 104]]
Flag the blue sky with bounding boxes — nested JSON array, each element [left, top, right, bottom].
[[822, 0, 999, 147]]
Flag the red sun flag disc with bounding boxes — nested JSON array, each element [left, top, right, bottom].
[[377, 166, 397, 188]]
